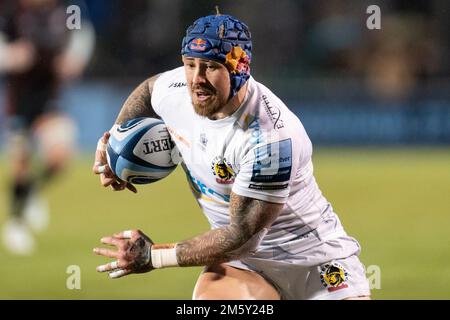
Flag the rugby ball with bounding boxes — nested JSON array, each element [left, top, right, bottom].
[[106, 117, 178, 184]]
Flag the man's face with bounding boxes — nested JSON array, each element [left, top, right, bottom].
[[182, 56, 231, 118]]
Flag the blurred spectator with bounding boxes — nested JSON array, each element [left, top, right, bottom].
[[75, 0, 449, 92], [0, 0, 95, 255], [363, 11, 441, 102]]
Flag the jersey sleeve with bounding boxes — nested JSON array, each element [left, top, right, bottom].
[[232, 138, 297, 204]]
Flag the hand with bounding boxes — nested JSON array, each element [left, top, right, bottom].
[[5, 40, 35, 73], [92, 131, 137, 193], [53, 53, 84, 82], [93, 229, 154, 279]]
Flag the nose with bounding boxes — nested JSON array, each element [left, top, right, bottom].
[[192, 66, 207, 85]]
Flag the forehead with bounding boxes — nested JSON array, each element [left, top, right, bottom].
[[182, 56, 222, 66]]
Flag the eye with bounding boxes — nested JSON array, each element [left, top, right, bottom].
[[206, 65, 217, 70]]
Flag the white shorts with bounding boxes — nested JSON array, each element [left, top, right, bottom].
[[226, 208, 371, 300], [228, 254, 370, 300]]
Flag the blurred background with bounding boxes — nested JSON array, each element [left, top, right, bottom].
[[0, 0, 449, 299]]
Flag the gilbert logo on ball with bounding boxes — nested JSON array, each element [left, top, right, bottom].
[[107, 118, 178, 184]]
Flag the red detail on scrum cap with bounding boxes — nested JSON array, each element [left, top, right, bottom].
[[190, 38, 207, 51]]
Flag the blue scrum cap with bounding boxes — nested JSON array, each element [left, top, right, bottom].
[[181, 14, 252, 98]]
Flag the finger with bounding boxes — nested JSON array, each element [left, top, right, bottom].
[[96, 138, 107, 152], [96, 260, 121, 273], [99, 166, 118, 186], [111, 179, 137, 193], [93, 247, 119, 259], [94, 163, 113, 175], [111, 180, 127, 191], [93, 157, 112, 175], [92, 162, 99, 174], [101, 175, 116, 187], [92, 157, 104, 173], [126, 182, 138, 194], [100, 236, 121, 246], [109, 268, 131, 279], [94, 147, 106, 165], [113, 230, 134, 239], [97, 165, 107, 174], [94, 133, 110, 164], [103, 131, 111, 143], [98, 132, 110, 147]]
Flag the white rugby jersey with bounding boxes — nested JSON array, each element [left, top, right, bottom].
[[151, 67, 341, 259]]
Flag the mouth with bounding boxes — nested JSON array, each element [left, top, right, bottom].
[[194, 89, 213, 102]]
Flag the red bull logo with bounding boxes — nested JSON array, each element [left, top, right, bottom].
[[190, 38, 207, 51]]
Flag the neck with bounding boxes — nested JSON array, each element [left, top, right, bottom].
[[208, 82, 249, 120]]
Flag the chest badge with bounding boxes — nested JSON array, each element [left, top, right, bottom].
[[211, 156, 236, 184], [199, 133, 208, 150]]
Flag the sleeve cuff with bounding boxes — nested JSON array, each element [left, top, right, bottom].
[[232, 184, 288, 204]]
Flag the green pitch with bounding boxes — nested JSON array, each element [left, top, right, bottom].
[[0, 147, 449, 299]]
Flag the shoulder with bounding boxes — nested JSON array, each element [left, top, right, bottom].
[[153, 66, 187, 93], [239, 78, 306, 141], [236, 78, 312, 164], [151, 66, 188, 110]]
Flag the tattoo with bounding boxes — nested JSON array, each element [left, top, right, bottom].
[[176, 192, 283, 266], [115, 74, 160, 125], [126, 234, 153, 273]]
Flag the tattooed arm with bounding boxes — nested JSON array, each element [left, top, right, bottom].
[[92, 74, 160, 192], [115, 74, 161, 125], [94, 192, 283, 278], [175, 192, 283, 266]]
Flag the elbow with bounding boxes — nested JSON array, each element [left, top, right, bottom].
[[228, 227, 268, 259]]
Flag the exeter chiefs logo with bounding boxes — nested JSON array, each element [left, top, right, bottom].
[[211, 156, 235, 184], [320, 262, 349, 292]]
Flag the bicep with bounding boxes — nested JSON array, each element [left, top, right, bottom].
[[229, 191, 283, 238], [147, 73, 160, 95], [115, 74, 161, 124]]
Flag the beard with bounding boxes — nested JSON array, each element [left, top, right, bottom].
[[192, 96, 221, 118], [190, 84, 227, 119]]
